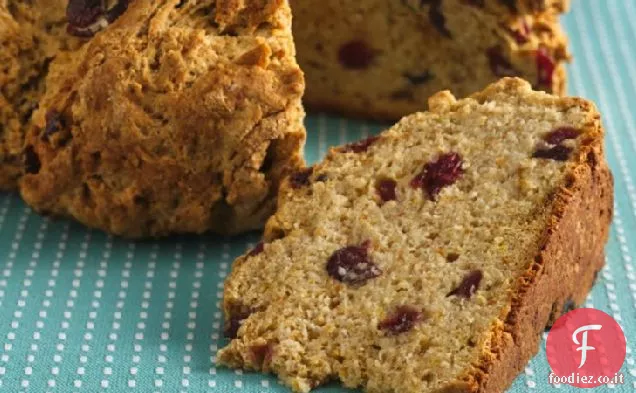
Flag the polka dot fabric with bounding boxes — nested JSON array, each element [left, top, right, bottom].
[[0, 1, 635, 391]]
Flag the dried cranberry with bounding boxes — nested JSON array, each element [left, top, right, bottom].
[[224, 309, 252, 339], [544, 127, 580, 145], [410, 152, 464, 200], [499, 0, 517, 11], [342, 136, 380, 153], [250, 343, 273, 367], [248, 242, 264, 257], [338, 40, 376, 70], [326, 243, 382, 285], [24, 146, 41, 175], [376, 179, 397, 202], [447, 270, 483, 299], [67, 0, 130, 37], [532, 145, 572, 161], [487, 47, 519, 77], [105, 0, 130, 23], [43, 110, 63, 138], [67, 0, 104, 28], [404, 70, 433, 85], [463, 0, 485, 6], [536, 47, 555, 88], [315, 174, 329, 182], [289, 167, 314, 189], [378, 306, 423, 334], [427, 1, 451, 38], [507, 20, 530, 44]]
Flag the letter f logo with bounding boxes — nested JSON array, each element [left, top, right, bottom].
[[572, 324, 603, 368]]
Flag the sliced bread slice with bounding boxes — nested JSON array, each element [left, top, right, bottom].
[[218, 78, 612, 393]]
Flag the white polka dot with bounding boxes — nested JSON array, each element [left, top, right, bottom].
[[101, 380, 108, 388], [154, 380, 163, 387], [128, 380, 136, 387], [182, 379, 189, 387], [77, 367, 85, 375], [47, 380, 55, 387], [235, 380, 243, 388], [155, 367, 164, 375], [73, 380, 81, 388], [21, 380, 29, 388], [104, 367, 112, 375], [261, 380, 270, 388], [24, 367, 32, 375], [208, 380, 217, 387]]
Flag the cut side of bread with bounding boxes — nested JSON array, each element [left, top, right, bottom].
[[291, 0, 569, 120], [218, 78, 613, 393]]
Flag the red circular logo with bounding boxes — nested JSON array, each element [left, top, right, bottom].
[[546, 308, 626, 388]]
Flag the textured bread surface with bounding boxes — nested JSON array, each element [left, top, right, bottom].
[[218, 78, 613, 393], [0, 0, 81, 189], [19, 0, 306, 238], [291, 0, 569, 120]]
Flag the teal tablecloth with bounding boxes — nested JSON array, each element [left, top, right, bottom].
[[1, 0, 635, 392]]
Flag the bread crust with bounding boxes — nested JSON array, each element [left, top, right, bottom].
[[460, 98, 613, 393]]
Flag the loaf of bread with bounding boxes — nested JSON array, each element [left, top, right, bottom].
[[19, 0, 306, 237], [218, 78, 613, 393], [291, 0, 570, 120]]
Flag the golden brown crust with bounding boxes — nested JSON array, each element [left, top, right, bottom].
[[462, 96, 612, 393], [0, 0, 80, 190], [18, 0, 306, 238]]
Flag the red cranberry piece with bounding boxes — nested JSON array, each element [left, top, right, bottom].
[[463, 0, 485, 7], [376, 179, 397, 202], [507, 20, 530, 44], [427, 1, 451, 38], [105, 0, 130, 23], [315, 174, 329, 182], [67, 0, 104, 28], [532, 145, 572, 161], [410, 152, 464, 200], [499, 0, 517, 11], [67, 0, 130, 37], [289, 167, 314, 189], [378, 306, 424, 334], [447, 270, 483, 299], [44, 110, 63, 138], [536, 47, 555, 88], [342, 136, 380, 153], [404, 70, 433, 85], [544, 127, 580, 145], [24, 145, 41, 175], [224, 309, 252, 339], [248, 242, 264, 257], [250, 343, 273, 367], [338, 40, 376, 70], [326, 242, 382, 285], [487, 47, 519, 77]]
